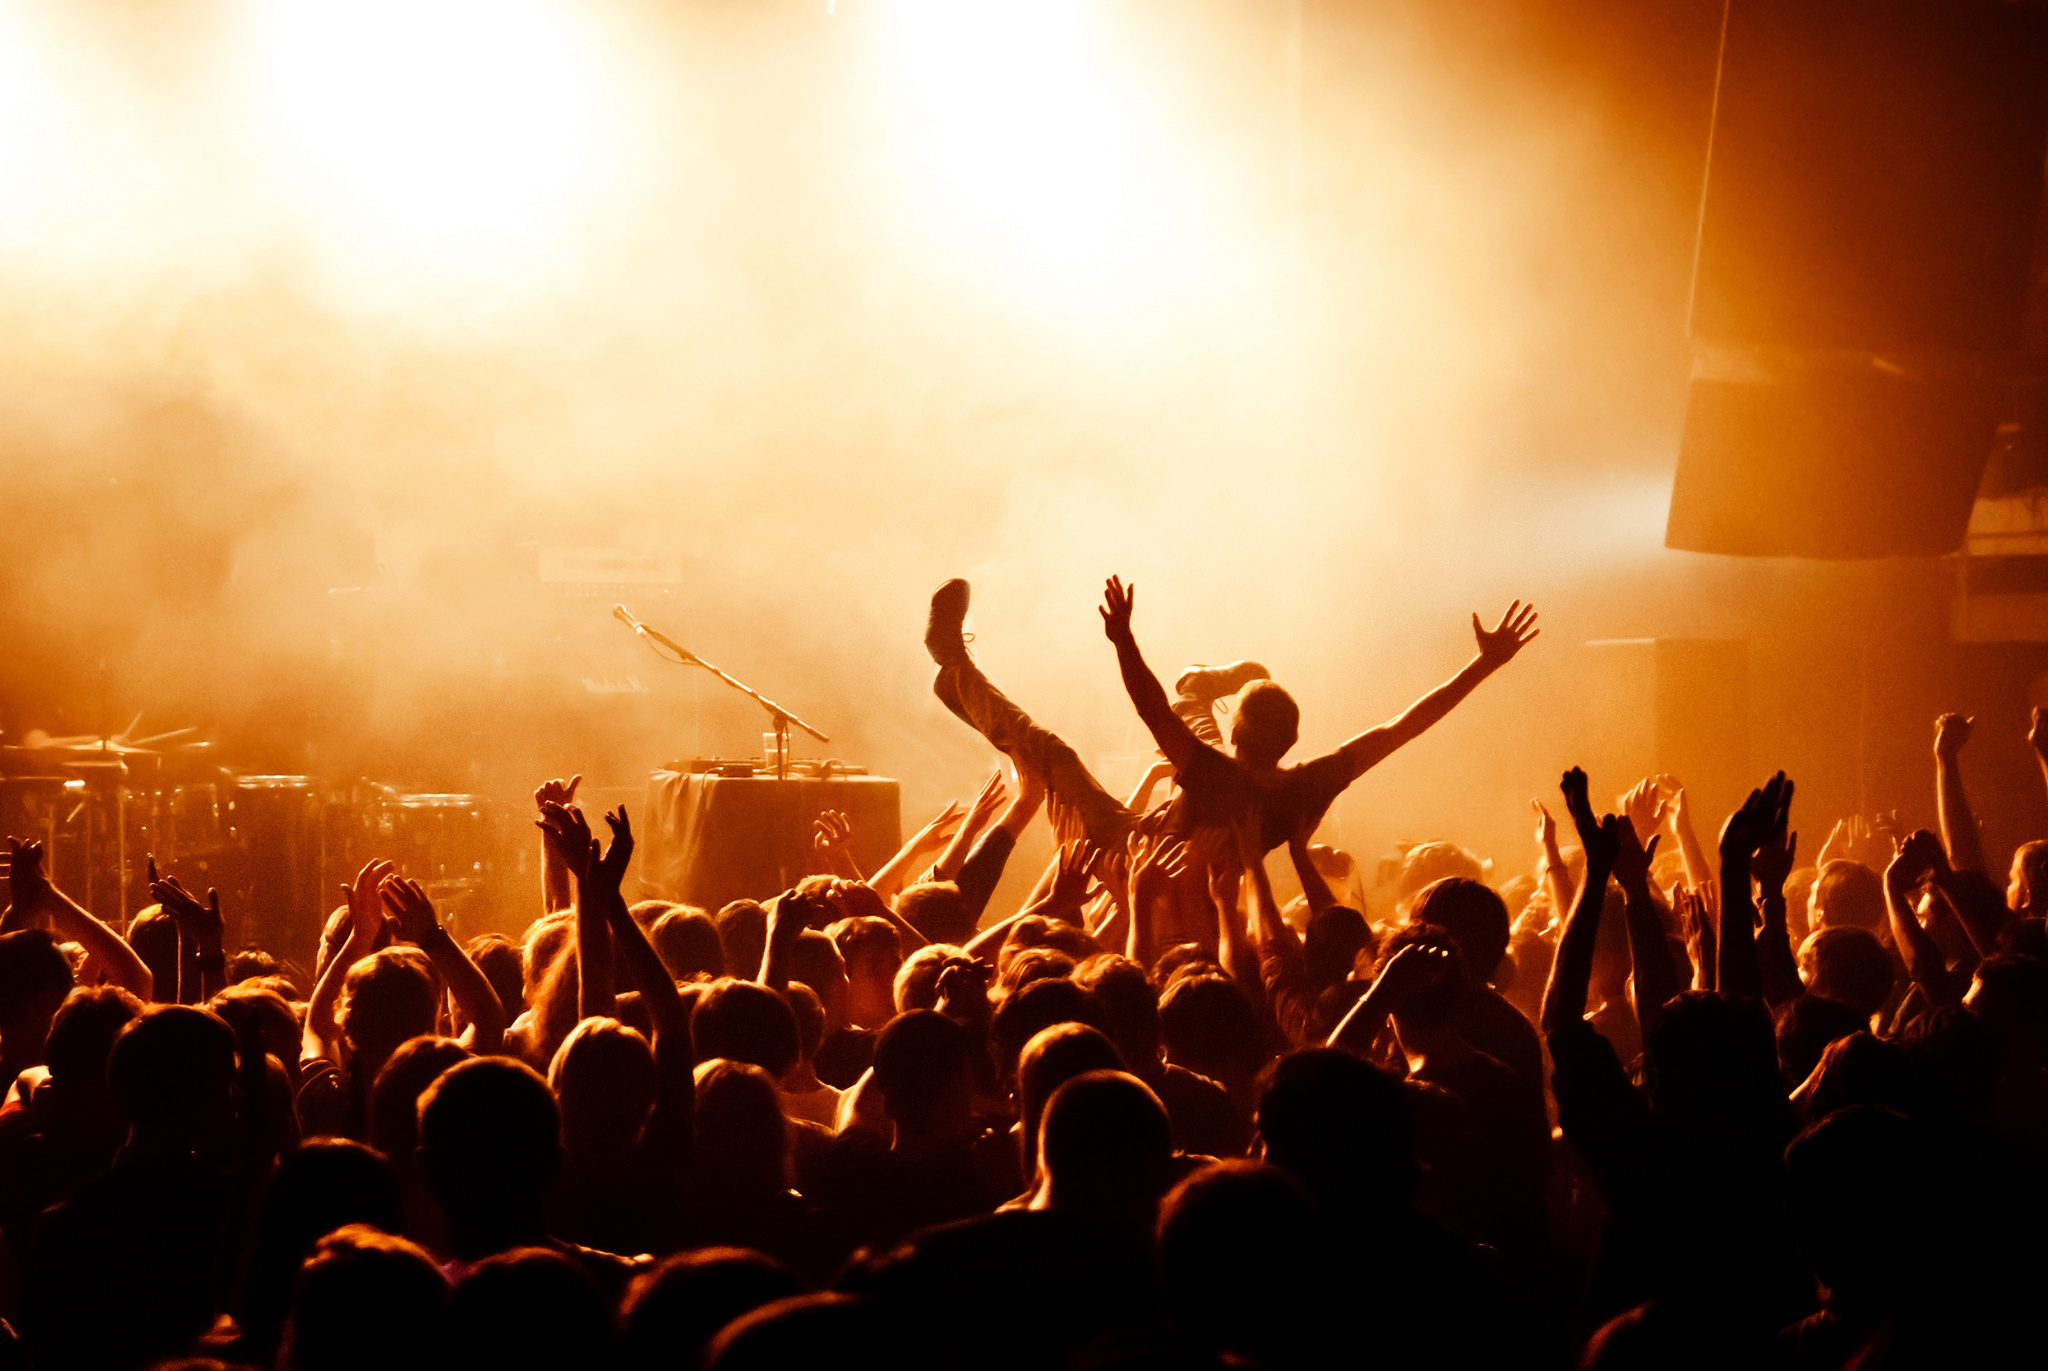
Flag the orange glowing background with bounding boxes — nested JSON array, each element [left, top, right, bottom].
[[4, 0, 1826, 905]]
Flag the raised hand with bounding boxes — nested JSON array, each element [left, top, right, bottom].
[[148, 857, 225, 946], [1371, 941, 1453, 1009], [341, 859, 396, 943], [1050, 838, 1104, 911], [1675, 883, 1717, 989], [1752, 815, 1798, 894], [1099, 576, 1136, 644], [813, 808, 860, 878], [1618, 778, 1670, 847], [1719, 772, 1792, 863], [1611, 823, 1661, 895], [6, 836, 48, 921], [1532, 799, 1558, 852], [1934, 712, 1973, 763], [1560, 768, 1616, 869], [1472, 600, 1540, 670], [593, 807, 635, 894], [1889, 828, 1950, 892], [379, 875, 443, 945], [534, 774, 582, 811], [536, 801, 595, 881]]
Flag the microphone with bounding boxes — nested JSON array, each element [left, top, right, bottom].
[[613, 604, 644, 635]]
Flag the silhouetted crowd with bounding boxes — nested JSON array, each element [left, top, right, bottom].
[[1, 577, 2044, 1370]]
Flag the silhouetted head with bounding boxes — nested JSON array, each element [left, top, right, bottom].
[[1786, 1106, 1933, 1306], [714, 901, 769, 984], [692, 979, 800, 1079], [1037, 1070, 1172, 1232], [2009, 840, 2048, 917], [245, 1139, 407, 1359], [691, 1058, 789, 1197], [1643, 991, 1786, 1133], [1812, 861, 1885, 934], [1074, 954, 1162, 1077], [341, 947, 440, 1070], [108, 1003, 237, 1153], [1378, 923, 1467, 1030], [464, 934, 526, 1022], [1228, 681, 1299, 768], [44, 984, 143, 1091], [992, 976, 1096, 1080], [1798, 926, 1894, 1021], [1775, 996, 1863, 1089], [829, 915, 902, 1028], [370, 1036, 471, 1180], [652, 909, 726, 980], [896, 881, 976, 946], [1256, 1049, 1416, 1215], [1410, 877, 1510, 982], [872, 1009, 973, 1146], [444, 1247, 609, 1371], [417, 1057, 561, 1259], [892, 943, 969, 1013], [1391, 842, 1487, 910], [0, 927, 74, 1058], [788, 931, 848, 1026], [1301, 905, 1372, 991], [1157, 1161, 1319, 1366], [549, 1016, 656, 1153], [210, 983, 301, 1074], [1966, 952, 2048, 1060], [1016, 1022, 1124, 1179], [281, 1224, 446, 1371], [618, 1248, 804, 1371], [123, 907, 179, 1003], [1159, 974, 1265, 1094], [705, 1294, 891, 1371]]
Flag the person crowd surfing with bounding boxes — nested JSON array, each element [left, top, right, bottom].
[[0, 575, 2041, 1370]]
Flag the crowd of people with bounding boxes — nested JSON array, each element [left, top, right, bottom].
[[0, 574, 2045, 1370]]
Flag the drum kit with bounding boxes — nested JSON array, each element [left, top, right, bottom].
[[0, 720, 513, 965]]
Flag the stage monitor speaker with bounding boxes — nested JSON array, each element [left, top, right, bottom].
[[1668, 369, 2006, 558], [1691, 0, 2048, 353]]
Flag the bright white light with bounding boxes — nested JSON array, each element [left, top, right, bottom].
[[874, 0, 1218, 312], [252, 0, 616, 286]]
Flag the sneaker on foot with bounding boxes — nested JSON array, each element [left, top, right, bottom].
[[925, 579, 972, 665], [1175, 660, 1269, 702]]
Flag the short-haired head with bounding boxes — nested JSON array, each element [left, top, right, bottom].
[[692, 979, 800, 1080], [1409, 877, 1509, 982], [1228, 681, 1299, 767]]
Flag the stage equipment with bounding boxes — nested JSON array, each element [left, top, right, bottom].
[[1668, 0, 2048, 559], [612, 604, 829, 780], [638, 766, 901, 913]]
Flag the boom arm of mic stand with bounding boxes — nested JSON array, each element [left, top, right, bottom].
[[626, 617, 831, 745]]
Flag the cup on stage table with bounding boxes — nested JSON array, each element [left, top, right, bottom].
[[762, 732, 788, 773]]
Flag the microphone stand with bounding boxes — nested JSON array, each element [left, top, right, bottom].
[[614, 605, 828, 781]]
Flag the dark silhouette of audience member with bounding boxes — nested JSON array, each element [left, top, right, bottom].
[[279, 1224, 447, 1371]]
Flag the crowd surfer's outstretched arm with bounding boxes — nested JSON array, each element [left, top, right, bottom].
[[1335, 602, 1539, 780]]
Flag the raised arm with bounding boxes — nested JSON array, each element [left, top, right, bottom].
[[1609, 805, 1684, 1024], [382, 875, 507, 1055], [812, 810, 865, 882], [1100, 577, 1206, 774], [1717, 774, 1791, 1002], [954, 761, 1046, 928], [534, 775, 581, 916], [1124, 757, 1177, 815], [1288, 827, 1339, 919], [866, 800, 964, 902], [303, 860, 391, 1064], [538, 802, 614, 1021], [596, 813, 693, 1174], [1750, 814, 1804, 1009], [1886, 833, 1967, 1008], [1933, 714, 1987, 875], [1658, 776, 1715, 893], [1335, 602, 1539, 779], [147, 861, 225, 1002], [1542, 769, 1618, 1037], [928, 769, 1006, 883], [1531, 799, 1576, 919], [6, 839, 153, 999]]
